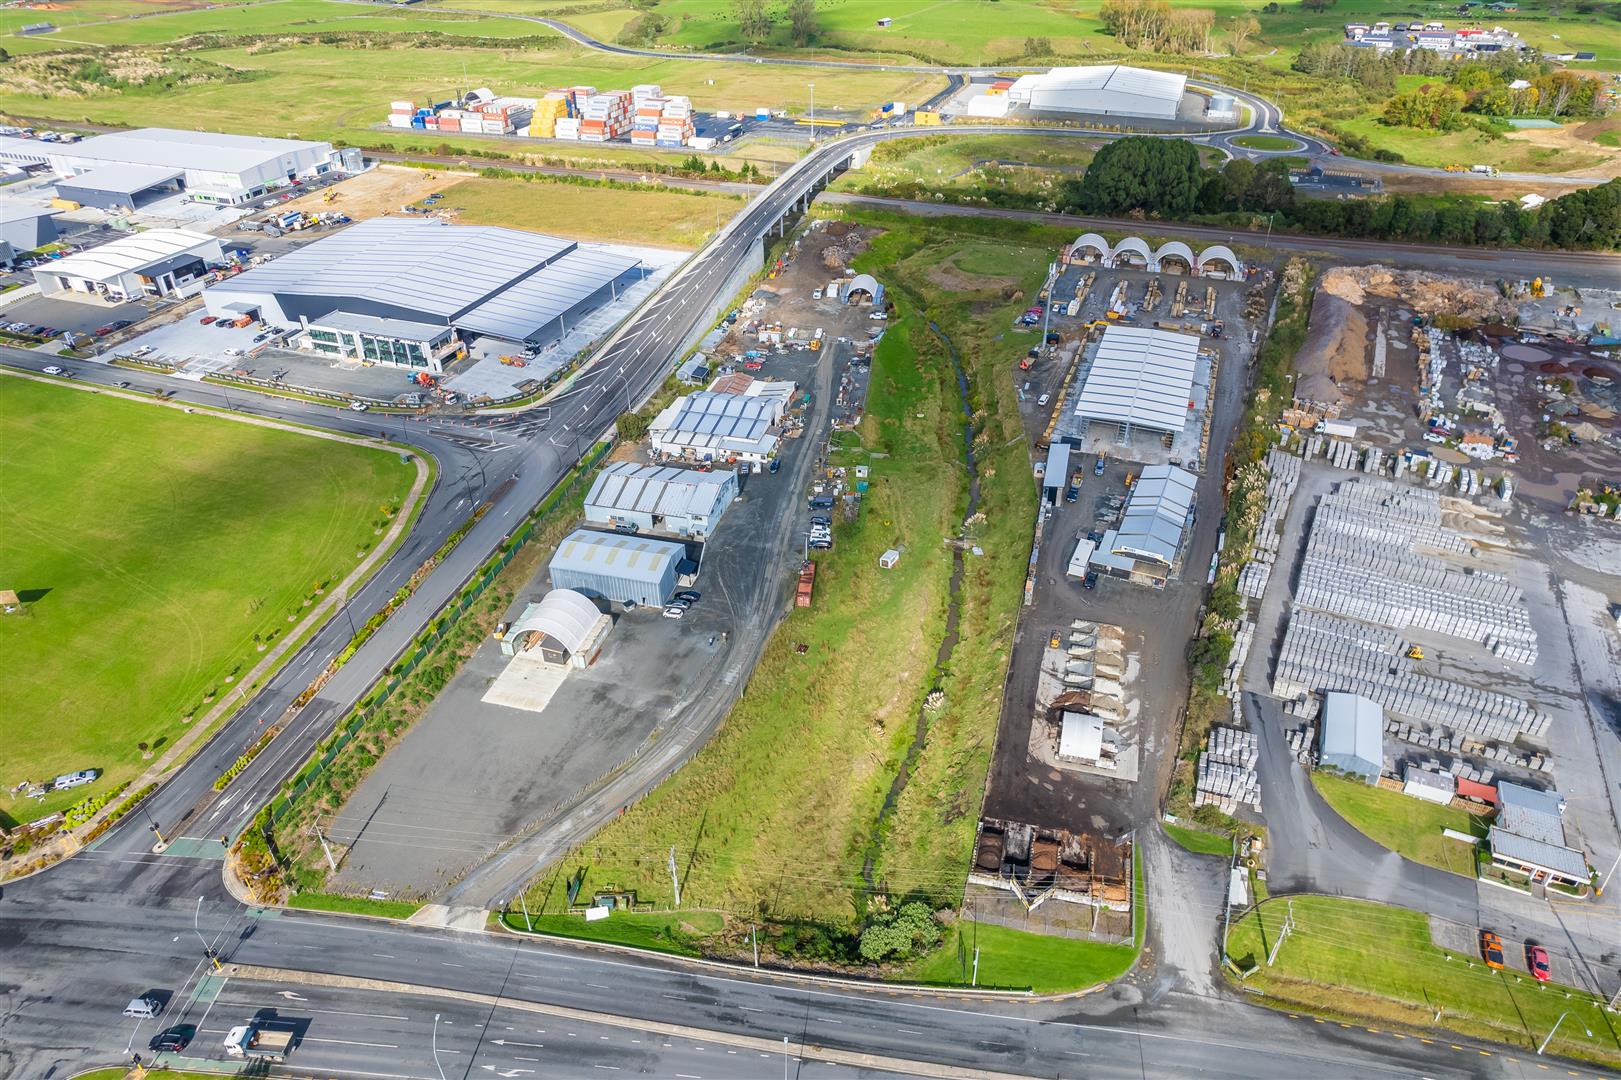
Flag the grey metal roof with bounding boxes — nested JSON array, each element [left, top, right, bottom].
[[1487, 827, 1587, 880], [1322, 691, 1383, 767], [585, 462, 733, 521], [506, 589, 603, 655], [56, 163, 182, 196], [550, 529, 683, 584], [313, 310, 451, 342], [210, 218, 575, 321], [456, 246, 639, 342], [651, 391, 780, 455], [1072, 326, 1200, 434], [1043, 442, 1070, 488], [1496, 782, 1565, 845], [54, 128, 328, 175], [0, 202, 55, 223], [1110, 464, 1195, 566]]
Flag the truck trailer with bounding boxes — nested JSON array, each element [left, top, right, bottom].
[[224, 1022, 296, 1062]]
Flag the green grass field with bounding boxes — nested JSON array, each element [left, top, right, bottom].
[[902, 920, 1138, 992], [1332, 115, 1611, 173], [501, 909, 726, 956], [1162, 821, 1235, 857], [1226, 896, 1621, 1067], [1311, 772, 1490, 877], [438, 175, 742, 248], [287, 891, 423, 919], [1230, 134, 1299, 151], [0, 378, 415, 825]]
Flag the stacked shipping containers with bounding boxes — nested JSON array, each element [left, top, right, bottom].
[[385, 83, 697, 145], [579, 90, 632, 142], [529, 92, 570, 139], [657, 95, 693, 147], [631, 84, 664, 147]]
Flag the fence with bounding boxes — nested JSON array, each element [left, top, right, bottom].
[[267, 439, 612, 826]]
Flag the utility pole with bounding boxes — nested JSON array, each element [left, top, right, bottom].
[[1266, 900, 1295, 967], [1537, 1010, 1591, 1055], [809, 82, 815, 144], [1594, 849, 1621, 897], [668, 845, 682, 908], [519, 890, 534, 933], [751, 923, 759, 968], [315, 823, 338, 872]]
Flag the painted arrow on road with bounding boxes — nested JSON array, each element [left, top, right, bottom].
[[275, 991, 307, 1001], [478, 1068, 535, 1076], [490, 1039, 545, 1049]]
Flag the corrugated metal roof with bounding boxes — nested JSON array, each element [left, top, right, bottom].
[[1496, 782, 1565, 845], [1109, 464, 1195, 566], [650, 391, 781, 455], [54, 127, 328, 175], [1072, 325, 1199, 434], [585, 461, 733, 521], [57, 163, 182, 196], [549, 529, 683, 583], [506, 589, 603, 655], [1488, 827, 1587, 879], [41, 228, 217, 281], [1322, 691, 1383, 767], [456, 246, 639, 341], [1043, 442, 1070, 488], [1013, 65, 1186, 111]]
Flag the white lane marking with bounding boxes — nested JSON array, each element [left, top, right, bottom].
[[303, 1035, 400, 1048]]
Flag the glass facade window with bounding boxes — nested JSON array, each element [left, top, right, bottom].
[[308, 329, 339, 345]]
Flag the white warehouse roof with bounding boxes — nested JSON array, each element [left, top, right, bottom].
[[506, 588, 603, 656], [1110, 464, 1195, 566], [550, 530, 683, 583], [53, 128, 329, 175], [585, 461, 733, 521], [42, 228, 217, 281], [1008, 65, 1187, 120], [1072, 325, 1199, 435]]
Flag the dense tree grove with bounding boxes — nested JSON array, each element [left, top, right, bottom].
[[1061, 138, 1621, 251], [1098, 0, 1215, 53]]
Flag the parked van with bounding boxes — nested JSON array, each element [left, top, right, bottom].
[[124, 996, 163, 1020]]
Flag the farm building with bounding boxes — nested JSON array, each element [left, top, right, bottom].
[[584, 462, 737, 539], [501, 589, 611, 668], [1006, 65, 1188, 121], [33, 228, 222, 302], [1070, 325, 1199, 445], [548, 530, 686, 609], [1320, 691, 1384, 783], [649, 390, 783, 464], [202, 218, 642, 363], [45, 128, 359, 205]]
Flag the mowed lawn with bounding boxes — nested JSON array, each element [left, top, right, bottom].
[[0, 379, 415, 823], [1227, 896, 1621, 1067], [439, 176, 742, 249], [1312, 772, 1489, 877]]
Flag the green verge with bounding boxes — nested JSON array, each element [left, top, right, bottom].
[[902, 921, 1137, 994], [1162, 821, 1235, 858], [0, 376, 416, 825], [1226, 896, 1621, 1068], [287, 891, 422, 920], [1230, 134, 1300, 151], [1311, 772, 1490, 877], [500, 910, 726, 958]]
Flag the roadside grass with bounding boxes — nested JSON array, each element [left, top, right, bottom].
[[437, 175, 742, 249], [902, 920, 1138, 993], [1230, 134, 1299, 151], [73, 1071, 229, 1080], [500, 909, 726, 957], [287, 891, 422, 920], [1226, 896, 1621, 1068], [0, 377, 414, 825], [1311, 771, 1489, 877], [1162, 821, 1235, 858]]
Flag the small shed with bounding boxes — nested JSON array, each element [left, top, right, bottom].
[[876, 16, 893, 27], [1043, 441, 1070, 494], [1402, 767, 1455, 805], [1320, 691, 1383, 783], [879, 549, 900, 569]]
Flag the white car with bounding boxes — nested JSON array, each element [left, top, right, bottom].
[[869, 312, 887, 321], [812, 289, 823, 300], [223, 347, 243, 357], [1038, 393, 1051, 407], [662, 605, 686, 619], [349, 401, 369, 412], [42, 365, 64, 375]]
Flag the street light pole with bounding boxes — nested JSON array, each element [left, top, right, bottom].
[[809, 82, 815, 144], [193, 895, 221, 971], [1537, 1010, 1592, 1055]]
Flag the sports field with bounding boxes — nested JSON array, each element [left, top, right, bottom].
[[0, 377, 417, 824]]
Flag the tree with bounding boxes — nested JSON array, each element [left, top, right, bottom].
[[1069, 136, 1205, 216], [1381, 85, 1466, 130], [733, 0, 772, 44], [1227, 14, 1258, 54], [858, 902, 942, 963], [788, 0, 818, 48]]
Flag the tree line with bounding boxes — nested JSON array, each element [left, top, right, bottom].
[[1062, 136, 1621, 251]]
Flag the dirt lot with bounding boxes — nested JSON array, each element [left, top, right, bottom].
[[279, 164, 472, 221]]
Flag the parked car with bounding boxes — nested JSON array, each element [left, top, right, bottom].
[[42, 365, 65, 375], [1526, 943, 1550, 982], [743, 361, 763, 371], [109, 319, 133, 330], [150, 1026, 194, 1053], [674, 590, 701, 604], [1037, 393, 1051, 407], [223, 348, 243, 357], [1480, 930, 1505, 969], [200, 315, 217, 325], [662, 605, 686, 619], [1082, 570, 1098, 590], [1093, 457, 1106, 477], [348, 402, 368, 412], [115, 380, 131, 388]]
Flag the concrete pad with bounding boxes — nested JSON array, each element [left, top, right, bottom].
[[481, 653, 569, 712], [407, 903, 489, 931]]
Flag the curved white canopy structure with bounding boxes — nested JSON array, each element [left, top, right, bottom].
[[508, 588, 603, 657], [1154, 241, 1195, 271], [1196, 244, 1244, 276]]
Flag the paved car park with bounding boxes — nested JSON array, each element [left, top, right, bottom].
[[1, 293, 154, 339]]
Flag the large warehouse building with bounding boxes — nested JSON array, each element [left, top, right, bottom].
[[649, 390, 783, 464], [584, 462, 738, 539], [548, 530, 686, 609], [34, 228, 222, 302], [1071, 325, 1200, 445], [1089, 464, 1196, 586], [1006, 65, 1188, 121], [45, 128, 360, 205], [202, 218, 642, 365]]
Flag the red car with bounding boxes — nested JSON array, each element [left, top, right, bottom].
[[1527, 944, 1551, 982], [743, 361, 763, 370], [200, 315, 217, 325]]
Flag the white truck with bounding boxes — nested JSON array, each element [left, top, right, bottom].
[[224, 1022, 296, 1062]]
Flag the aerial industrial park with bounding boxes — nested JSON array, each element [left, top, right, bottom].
[[0, 1, 1619, 1078]]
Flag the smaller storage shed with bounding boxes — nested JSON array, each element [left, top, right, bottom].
[[1320, 691, 1383, 783], [502, 588, 611, 667], [548, 529, 684, 608]]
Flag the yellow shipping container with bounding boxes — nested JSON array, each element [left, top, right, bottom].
[[914, 111, 941, 126], [50, 197, 80, 211]]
